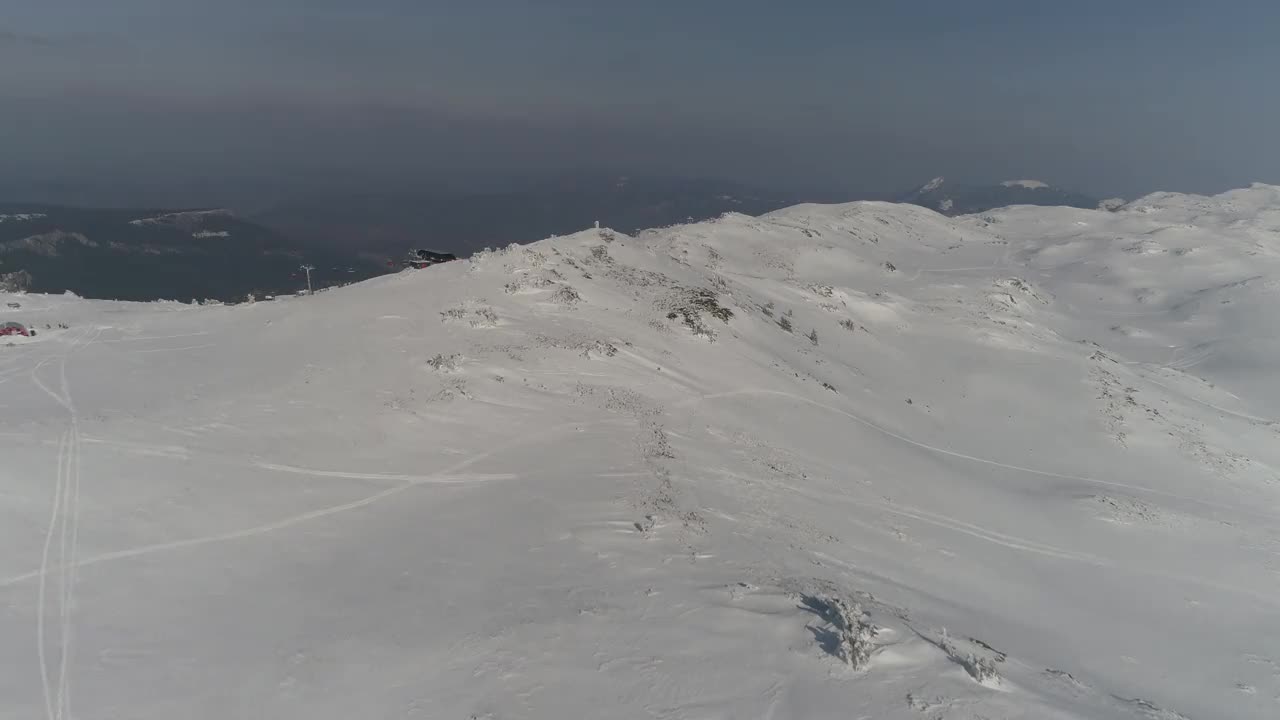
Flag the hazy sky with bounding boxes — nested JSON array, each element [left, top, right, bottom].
[[3, 0, 1278, 202]]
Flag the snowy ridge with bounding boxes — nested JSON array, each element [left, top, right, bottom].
[[127, 209, 232, 227], [1001, 179, 1050, 189], [131, 209, 236, 238], [0, 213, 47, 224], [2, 186, 1279, 718], [1, 231, 95, 256]]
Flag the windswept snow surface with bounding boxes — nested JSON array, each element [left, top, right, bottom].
[[3, 185, 1280, 719]]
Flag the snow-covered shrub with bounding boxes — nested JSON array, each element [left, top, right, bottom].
[[440, 303, 499, 328], [520, 247, 548, 267], [472, 308, 499, 326], [608, 264, 671, 288], [573, 383, 660, 417], [430, 377, 471, 402], [532, 333, 617, 358], [467, 247, 501, 271], [832, 600, 876, 669], [705, 246, 723, 269], [551, 284, 581, 305], [994, 277, 1049, 304], [504, 273, 554, 294], [806, 595, 877, 670], [939, 629, 1002, 685], [427, 353, 461, 372], [585, 340, 617, 358], [643, 424, 675, 459], [659, 287, 734, 340], [963, 653, 1000, 684]]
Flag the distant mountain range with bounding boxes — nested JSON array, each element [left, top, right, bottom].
[[0, 177, 804, 302], [1, 174, 1112, 302], [896, 177, 1101, 216], [253, 176, 807, 259], [0, 205, 385, 302]]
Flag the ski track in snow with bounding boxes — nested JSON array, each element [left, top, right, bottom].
[[35, 431, 66, 720], [857, 496, 1278, 608], [252, 463, 518, 484], [688, 387, 1274, 524], [99, 331, 213, 344], [0, 418, 632, 589], [27, 326, 97, 720], [903, 264, 1004, 282], [689, 392, 1278, 607], [863, 497, 1103, 563], [128, 343, 215, 354], [1133, 372, 1275, 426]]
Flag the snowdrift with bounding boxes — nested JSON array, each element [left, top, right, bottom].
[[3, 185, 1279, 719]]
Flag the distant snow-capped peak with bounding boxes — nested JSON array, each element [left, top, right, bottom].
[[1000, 179, 1050, 190], [920, 176, 946, 192]]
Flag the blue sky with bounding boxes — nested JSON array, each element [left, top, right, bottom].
[[2, 0, 1277, 200]]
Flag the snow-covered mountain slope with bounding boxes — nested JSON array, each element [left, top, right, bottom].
[[2, 184, 1279, 719]]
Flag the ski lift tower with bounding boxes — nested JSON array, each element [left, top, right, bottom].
[[300, 264, 315, 295]]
